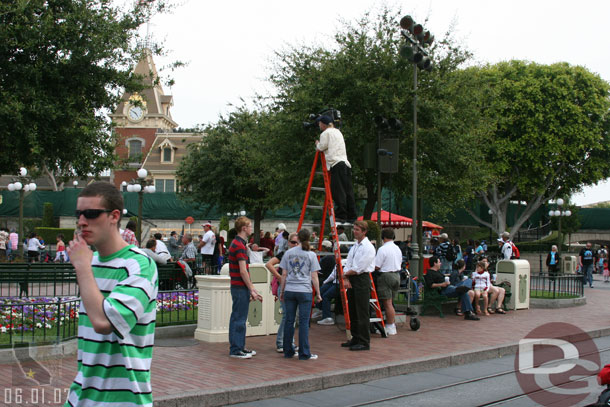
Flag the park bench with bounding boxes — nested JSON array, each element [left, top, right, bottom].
[[0, 264, 77, 297], [420, 283, 512, 317]]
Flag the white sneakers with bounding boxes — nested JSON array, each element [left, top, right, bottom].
[[385, 324, 397, 335], [311, 309, 323, 319], [317, 317, 335, 325]]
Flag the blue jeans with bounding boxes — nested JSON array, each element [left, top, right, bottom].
[[583, 264, 594, 287], [229, 286, 250, 355], [276, 285, 295, 349], [442, 281, 473, 313], [316, 282, 338, 319], [283, 291, 313, 360]]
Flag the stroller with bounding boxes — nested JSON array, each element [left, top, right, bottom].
[[585, 364, 610, 406], [398, 260, 421, 331]]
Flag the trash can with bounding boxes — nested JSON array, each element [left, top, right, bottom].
[[562, 255, 577, 274], [496, 259, 530, 310], [195, 263, 278, 343]]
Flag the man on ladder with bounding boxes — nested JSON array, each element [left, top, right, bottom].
[[315, 115, 357, 225]]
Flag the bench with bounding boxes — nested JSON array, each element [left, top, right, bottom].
[[421, 284, 512, 317], [0, 265, 77, 297]]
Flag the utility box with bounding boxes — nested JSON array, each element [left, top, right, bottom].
[[496, 259, 530, 310], [562, 255, 577, 274], [195, 263, 278, 343]]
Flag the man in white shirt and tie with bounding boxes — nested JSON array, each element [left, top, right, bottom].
[[340, 221, 375, 351]]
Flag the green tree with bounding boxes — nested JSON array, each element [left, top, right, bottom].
[[176, 107, 289, 243], [268, 7, 486, 220], [464, 61, 610, 237], [0, 0, 174, 188]]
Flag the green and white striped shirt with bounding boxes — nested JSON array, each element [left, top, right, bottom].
[[66, 245, 158, 407]]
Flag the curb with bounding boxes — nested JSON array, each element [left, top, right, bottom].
[[154, 325, 610, 407]]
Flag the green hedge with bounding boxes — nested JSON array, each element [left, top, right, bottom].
[[34, 227, 76, 246]]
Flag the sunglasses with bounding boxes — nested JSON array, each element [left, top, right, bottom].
[[290, 240, 299, 244], [75, 209, 114, 219]]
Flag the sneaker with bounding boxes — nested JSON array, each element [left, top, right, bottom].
[[386, 324, 397, 335], [230, 351, 252, 359], [317, 317, 335, 325], [276, 347, 283, 353], [311, 309, 323, 319], [242, 348, 256, 356], [464, 311, 480, 321], [308, 354, 318, 360]]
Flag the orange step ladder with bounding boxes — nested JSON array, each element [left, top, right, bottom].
[[297, 150, 386, 339]]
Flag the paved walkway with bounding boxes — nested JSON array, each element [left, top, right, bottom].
[[0, 279, 608, 407]]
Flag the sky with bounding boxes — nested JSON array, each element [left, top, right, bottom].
[[139, 0, 610, 206]]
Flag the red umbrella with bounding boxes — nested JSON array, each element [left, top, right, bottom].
[[357, 210, 412, 228], [423, 221, 443, 230]]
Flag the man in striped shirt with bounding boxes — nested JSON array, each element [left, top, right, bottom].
[[228, 216, 262, 359], [66, 181, 158, 407]]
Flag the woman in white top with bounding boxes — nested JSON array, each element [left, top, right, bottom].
[[280, 228, 322, 360], [27, 232, 45, 263]]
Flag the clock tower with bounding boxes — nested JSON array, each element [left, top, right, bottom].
[[109, 49, 179, 188]]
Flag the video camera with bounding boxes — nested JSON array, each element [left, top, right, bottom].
[[302, 108, 342, 130]]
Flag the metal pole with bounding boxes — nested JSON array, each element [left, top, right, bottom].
[[137, 190, 143, 245], [377, 130, 382, 247], [410, 66, 420, 280], [18, 189, 24, 256]]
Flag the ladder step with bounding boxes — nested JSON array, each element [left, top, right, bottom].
[[369, 299, 379, 303], [306, 205, 324, 210], [370, 318, 383, 322], [301, 223, 321, 228], [311, 187, 326, 192], [315, 171, 324, 176]]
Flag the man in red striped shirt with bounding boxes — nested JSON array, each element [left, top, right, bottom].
[[228, 216, 263, 359]]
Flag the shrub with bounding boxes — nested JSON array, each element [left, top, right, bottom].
[[35, 227, 76, 246], [42, 202, 55, 227]]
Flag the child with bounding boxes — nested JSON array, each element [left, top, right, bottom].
[[472, 260, 491, 315], [54, 234, 68, 263], [604, 259, 609, 283]]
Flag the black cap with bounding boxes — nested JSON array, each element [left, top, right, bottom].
[[317, 115, 333, 125]]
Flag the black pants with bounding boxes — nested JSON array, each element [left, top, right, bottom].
[[330, 161, 357, 221], [347, 273, 371, 346]]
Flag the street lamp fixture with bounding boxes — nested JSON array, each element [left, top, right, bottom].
[[549, 198, 572, 255], [6, 167, 37, 256], [125, 168, 156, 244], [398, 14, 434, 280]]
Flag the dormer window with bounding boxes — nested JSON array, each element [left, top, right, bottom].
[[158, 138, 176, 163], [162, 147, 172, 162]]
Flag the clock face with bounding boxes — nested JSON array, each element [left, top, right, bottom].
[[128, 106, 144, 122]]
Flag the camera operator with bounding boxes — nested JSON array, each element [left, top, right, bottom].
[[315, 115, 357, 224]]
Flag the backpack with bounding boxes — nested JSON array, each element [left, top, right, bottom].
[[510, 242, 520, 259], [444, 244, 455, 261]]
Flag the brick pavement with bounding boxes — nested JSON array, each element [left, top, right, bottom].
[[0, 283, 608, 407]]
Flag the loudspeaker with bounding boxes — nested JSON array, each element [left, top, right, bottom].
[[379, 139, 399, 173]]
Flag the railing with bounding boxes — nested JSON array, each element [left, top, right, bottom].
[[0, 296, 80, 348], [0, 269, 79, 298], [530, 273, 584, 299], [515, 222, 552, 243], [0, 289, 198, 348], [156, 289, 198, 327]]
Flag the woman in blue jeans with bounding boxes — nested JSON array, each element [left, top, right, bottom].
[[280, 228, 322, 360]]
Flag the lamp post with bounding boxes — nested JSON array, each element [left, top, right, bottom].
[[549, 198, 572, 256], [7, 168, 37, 256], [399, 15, 434, 279], [125, 168, 155, 244]]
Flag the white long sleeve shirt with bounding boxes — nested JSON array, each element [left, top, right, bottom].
[[345, 237, 375, 275], [316, 127, 351, 170]]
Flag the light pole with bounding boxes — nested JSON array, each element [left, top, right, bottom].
[[399, 15, 434, 279], [7, 167, 37, 256], [125, 168, 155, 244], [549, 198, 572, 256]]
